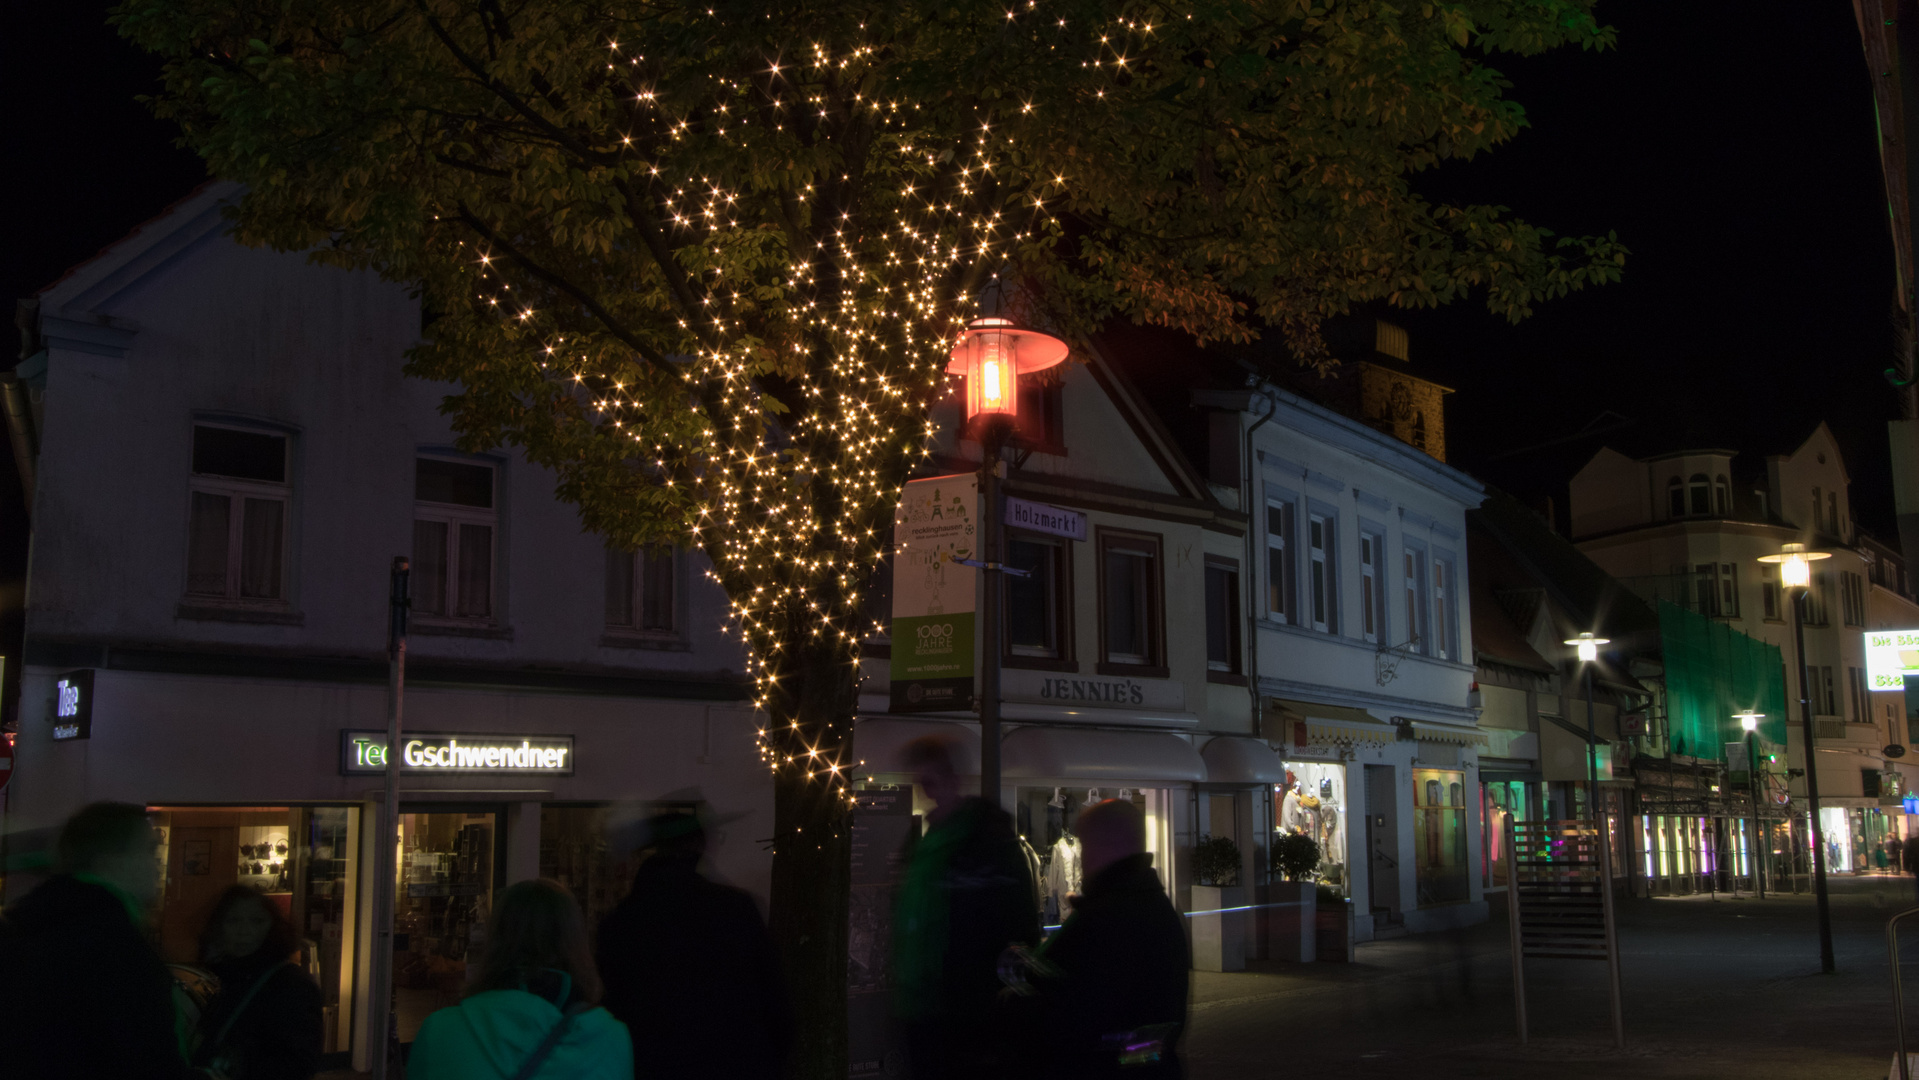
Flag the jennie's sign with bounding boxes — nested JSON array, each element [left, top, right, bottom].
[[1001, 669, 1185, 711], [340, 731, 575, 776]]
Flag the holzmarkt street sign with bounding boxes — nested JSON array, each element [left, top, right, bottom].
[[1004, 496, 1086, 542]]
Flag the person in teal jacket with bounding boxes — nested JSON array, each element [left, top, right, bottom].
[[408, 879, 632, 1080]]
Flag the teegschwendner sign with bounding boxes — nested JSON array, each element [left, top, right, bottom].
[[339, 731, 575, 776]]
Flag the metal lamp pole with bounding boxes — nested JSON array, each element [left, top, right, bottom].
[[978, 419, 1010, 807], [1792, 583, 1835, 972], [369, 556, 409, 1079], [1564, 633, 1609, 821], [1736, 712, 1766, 900]]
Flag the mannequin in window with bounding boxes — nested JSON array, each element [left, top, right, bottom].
[[1280, 783, 1310, 833]]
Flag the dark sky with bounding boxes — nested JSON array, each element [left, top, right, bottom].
[[2, 2, 1908, 533]]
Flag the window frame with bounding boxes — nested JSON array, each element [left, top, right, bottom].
[[1264, 493, 1299, 626], [412, 454, 501, 626], [1431, 550, 1459, 661], [1666, 478, 1685, 519], [183, 421, 293, 608], [1096, 527, 1167, 677], [1002, 528, 1076, 671], [1306, 507, 1337, 635], [1204, 555, 1244, 684], [603, 544, 685, 644], [1714, 475, 1730, 516], [1358, 527, 1387, 645], [1687, 474, 1711, 516], [1403, 540, 1430, 654]]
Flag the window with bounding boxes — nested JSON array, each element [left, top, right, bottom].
[[1666, 478, 1685, 518], [1817, 665, 1838, 716], [1812, 486, 1823, 531], [1414, 768, 1470, 906], [1801, 573, 1832, 625], [1830, 493, 1841, 535], [1761, 580, 1780, 620], [1204, 558, 1241, 677], [1359, 532, 1386, 644], [1006, 533, 1071, 663], [186, 424, 290, 603], [1307, 513, 1336, 633], [1265, 500, 1297, 624], [1432, 556, 1458, 660], [1692, 564, 1717, 616], [1688, 474, 1710, 516], [413, 457, 497, 621], [1841, 571, 1866, 627], [1099, 531, 1163, 673], [1403, 546, 1429, 651], [606, 546, 677, 634], [1719, 563, 1738, 617], [1850, 666, 1871, 724], [1714, 475, 1730, 516]]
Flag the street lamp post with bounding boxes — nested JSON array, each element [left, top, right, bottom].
[[947, 316, 1066, 806], [1759, 542, 1835, 973], [1564, 632, 1610, 819], [1735, 711, 1766, 901]]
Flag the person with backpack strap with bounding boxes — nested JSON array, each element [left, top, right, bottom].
[[190, 886, 323, 1079], [407, 879, 632, 1080]]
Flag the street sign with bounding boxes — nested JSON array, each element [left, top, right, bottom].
[[1004, 496, 1086, 541], [1865, 630, 1919, 689]]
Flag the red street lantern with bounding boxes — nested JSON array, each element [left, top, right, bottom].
[[947, 316, 1069, 423]]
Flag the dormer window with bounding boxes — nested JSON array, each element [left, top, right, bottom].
[[1688, 474, 1710, 516], [1667, 478, 1685, 518], [1714, 475, 1730, 516]]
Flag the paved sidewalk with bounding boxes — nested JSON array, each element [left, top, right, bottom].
[[1186, 873, 1919, 1079]]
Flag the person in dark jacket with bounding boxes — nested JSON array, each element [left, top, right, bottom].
[[191, 886, 323, 1080], [596, 810, 791, 1079], [1021, 798, 1189, 1080], [0, 801, 193, 1080], [893, 735, 1042, 1080]]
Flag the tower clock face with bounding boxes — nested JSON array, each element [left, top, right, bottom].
[[1388, 381, 1413, 421]]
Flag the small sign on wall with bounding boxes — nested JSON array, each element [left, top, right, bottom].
[[51, 669, 94, 741]]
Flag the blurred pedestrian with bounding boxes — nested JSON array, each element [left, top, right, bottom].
[[1906, 834, 1919, 901], [191, 886, 323, 1079], [0, 801, 192, 1079], [893, 735, 1040, 1080], [1890, 835, 1906, 876], [1875, 842, 1889, 872], [1017, 798, 1189, 1079], [407, 879, 631, 1080], [596, 810, 790, 1079]]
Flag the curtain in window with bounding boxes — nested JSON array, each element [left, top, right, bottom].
[[605, 548, 635, 627], [239, 497, 285, 599], [457, 523, 493, 618], [186, 491, 232, 596], [640, 547, 674, 631], [1104, 547, 1152, 663], [413, 520, 448, 615]]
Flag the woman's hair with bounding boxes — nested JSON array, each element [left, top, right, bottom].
[[198, 885, 301, 964], [468, 879, 602, 1005]]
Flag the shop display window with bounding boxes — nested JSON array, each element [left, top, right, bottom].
[[1014, 786, 1171, 928], [1818, 807, 1853, 872], [539, 805, 642, 941], [394, 810, 501, 1042], [1412, 769, 1469, 906], [1273, 762, 1346, 894], [151, 806, 360, 1056], [1480, 781, 1535, 889]]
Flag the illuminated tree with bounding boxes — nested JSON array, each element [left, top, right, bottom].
[[117, 0, 1622, 1071]]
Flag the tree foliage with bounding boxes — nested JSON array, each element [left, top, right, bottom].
[[115, 1, 1621, 1070]]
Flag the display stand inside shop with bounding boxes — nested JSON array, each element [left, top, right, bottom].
[[393, 811, 500, 1043]]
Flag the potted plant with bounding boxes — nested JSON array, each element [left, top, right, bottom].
[[1189, 834, 1245, 972], [1256, 834, 1320, 962], [1315, 882, 1355, 963]]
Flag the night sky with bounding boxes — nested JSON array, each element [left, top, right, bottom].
[[3, 2, 1907, 531]]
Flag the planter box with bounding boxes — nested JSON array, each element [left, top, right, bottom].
[[1316, 900, 1356, 963], [1189, 884, 1247, 972], [1255, 881, 1317, 962]]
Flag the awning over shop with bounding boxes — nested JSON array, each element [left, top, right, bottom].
[[1265, 698, 1397, 747], [1407, 721, 1488, 747], [1002, 726, 1206, 783], [1200, 736, 1287, 784], [852, 717, 981, 777]]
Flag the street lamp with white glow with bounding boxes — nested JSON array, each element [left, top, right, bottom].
[[1757, 541, 1834, 972], [1563, 631, 1611, 818], [1734, 710, 1766, 899]]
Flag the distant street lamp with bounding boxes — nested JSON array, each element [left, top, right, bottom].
[[1563, 632, 1611, 818], [1758, 541, 1834, 972], [1735, 711, 1766, 900], [948, 315, 1067, 804]]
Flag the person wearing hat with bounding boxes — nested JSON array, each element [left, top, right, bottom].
[[595, 809, 791, 1078]]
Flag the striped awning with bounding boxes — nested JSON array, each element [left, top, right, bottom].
[[1409, 721, 1488, 748], [1267, 698, 1397, 747]]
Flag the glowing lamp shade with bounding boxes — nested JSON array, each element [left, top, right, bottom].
[[1734, 711, 1763, 732], [1563, 631, 1609, 662], [1757, 542, 1829, 589], [948, 317, 1069, 422]]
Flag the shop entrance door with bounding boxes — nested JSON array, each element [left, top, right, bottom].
[[393, 806, 506, 1046], [1365, 765, 1401, 919]]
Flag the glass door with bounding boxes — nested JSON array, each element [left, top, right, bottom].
[[394, 807, 504, 1044]]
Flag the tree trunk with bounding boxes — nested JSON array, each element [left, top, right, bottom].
[[767, 642, 859, 1079]]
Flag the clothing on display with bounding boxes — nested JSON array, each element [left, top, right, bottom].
[[1045, 833, 1083, 922], [1273, 763, 1347, 891]]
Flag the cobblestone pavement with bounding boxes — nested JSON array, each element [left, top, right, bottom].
[[1186, 873, 1919, 1079]]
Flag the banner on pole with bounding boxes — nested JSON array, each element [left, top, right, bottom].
[[890, 474, 977, 713]]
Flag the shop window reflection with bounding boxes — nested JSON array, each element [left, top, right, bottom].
[[394, 811, 499, 1043], [1013, 787, 1171, 928], [1412, 769, 1469, 906]]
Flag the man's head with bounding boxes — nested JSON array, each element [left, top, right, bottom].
[[55, 802, 160, 906], [644, 810, 708, 860], [900, 735, 963, 822], [1076, 798, 1146, 881]]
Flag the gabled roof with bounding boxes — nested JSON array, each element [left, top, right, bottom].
[[1469, 485, 1660, 642]]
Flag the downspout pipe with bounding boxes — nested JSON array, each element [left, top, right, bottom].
[[1244, 391, 1278, 745]]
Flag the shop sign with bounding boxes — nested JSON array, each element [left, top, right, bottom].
[[51, 669, 94, 741], [339, 731, 575, 776], [1864, 630, 1919, 689], [1001, 667, 1185, 711], [890, 474, 977, 713], [1004, 496, 1086, 542]]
